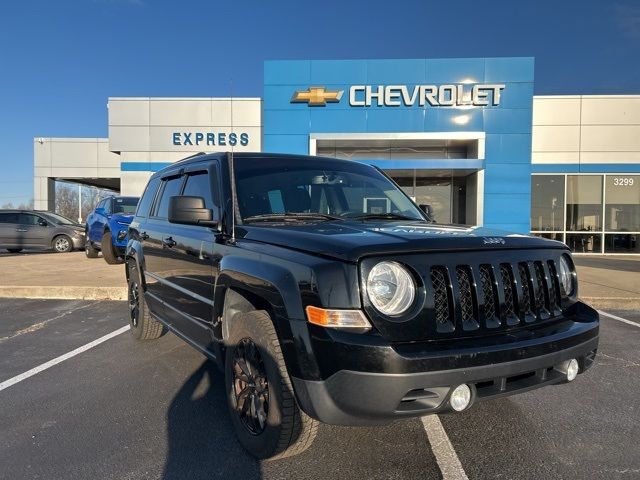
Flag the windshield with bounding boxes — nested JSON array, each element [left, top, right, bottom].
[[41, 212, 77, 225], [234, 156, 425, 222], [113, 197, 139, 215]]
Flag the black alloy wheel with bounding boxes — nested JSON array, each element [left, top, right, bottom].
[[231, 338, 270, 435], [128, 278, 140, 328]]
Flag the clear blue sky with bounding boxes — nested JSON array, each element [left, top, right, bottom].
[[1, 0, 639, 206]]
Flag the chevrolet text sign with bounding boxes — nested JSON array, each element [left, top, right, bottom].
[[292, 84, 505, 107]]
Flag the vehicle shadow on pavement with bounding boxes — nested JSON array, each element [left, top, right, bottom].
[[163, 359, 261, 480], [0, 250, 60, 257]]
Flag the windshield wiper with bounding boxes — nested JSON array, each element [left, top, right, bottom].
[[349, 213, 419, 221], [243, 212, 343, 223]]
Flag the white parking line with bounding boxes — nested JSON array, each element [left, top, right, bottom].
[[0, 325, 130, 392], [422, 415, 469, 480], [598, 310, 640, 329]]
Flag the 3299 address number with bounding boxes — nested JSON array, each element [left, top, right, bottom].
[[613, 177, 634, 186]]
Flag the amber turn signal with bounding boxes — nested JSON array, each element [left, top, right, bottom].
[[305, 305, 372, 332]]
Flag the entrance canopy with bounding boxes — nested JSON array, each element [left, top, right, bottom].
[[312, 132, 485, 171]]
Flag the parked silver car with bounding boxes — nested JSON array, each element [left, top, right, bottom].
[[0, 210, 85, 253]]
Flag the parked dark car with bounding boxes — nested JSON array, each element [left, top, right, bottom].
[[85, 196, 139, 264], [0, 209, 85, 253], [125, 152, 599, 460]]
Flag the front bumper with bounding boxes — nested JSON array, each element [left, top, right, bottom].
[[71, 234, 85, 249], [290, 306, 599, 426]]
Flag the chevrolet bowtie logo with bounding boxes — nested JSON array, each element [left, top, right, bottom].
[[291, 87, 344, 106]]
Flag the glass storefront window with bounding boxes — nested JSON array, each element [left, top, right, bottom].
[[415, 177, 452, 224], [531, 175, 564, 231], [387, 169, 414, 196], [604, 234, 640, 253], [566, 233, 602, 253], [605, 175, 640, 232], [566, 175, 602, 231]]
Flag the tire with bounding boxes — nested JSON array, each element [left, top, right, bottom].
[[7, 249, 22, 254], [127, 260, 164, 340], [224, 310, 318, 459], [85, 230, 99, 258], [52, 235, 73, 253], [102, 231, 123, 264]]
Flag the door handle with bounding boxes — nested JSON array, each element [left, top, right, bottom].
[[162, 236, 177, 248], [16, 228, 27, 232]]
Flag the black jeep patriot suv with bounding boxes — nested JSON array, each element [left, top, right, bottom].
[[125, 152, 599, 459]]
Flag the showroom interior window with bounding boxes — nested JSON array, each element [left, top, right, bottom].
[[531, 173, 639, 254], [531, 175, 564, 241], [604, 175, 639, 253]]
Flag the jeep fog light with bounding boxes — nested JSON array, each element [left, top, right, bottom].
[[305, 305, 372, 332], [366, 261, 416, 316], [450, 384, 472, 412], [558, 358, 579, 382]]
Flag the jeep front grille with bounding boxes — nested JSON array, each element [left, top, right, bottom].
[[430, 267, 454, 332], [478, 265, 500, 328], [428, 257, 563, 335]]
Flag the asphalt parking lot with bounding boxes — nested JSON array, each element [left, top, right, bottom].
[[1, 299, 639, 480]]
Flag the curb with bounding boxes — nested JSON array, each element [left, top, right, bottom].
[[580, 297, 640, 311], [0, 286, 127, 301], [0, 289, 635, 310]]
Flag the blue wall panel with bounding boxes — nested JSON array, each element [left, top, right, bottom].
[[264, 60, 310, 85], [310, 110, 368, 133], [263, 135, 309, 154], [485, 134, 531, 164], [426, 58, 485, 83], [485, 57, 535, 83], [484, 163, 532, 194], [263, 110, 310, 135], [263, 57, 535, 233], [483, 109, 532, 134], [423, 109, 484, 132], [311, 60, 367, 84], [367, 109, 426, 132], [367, 59, 426, 84]]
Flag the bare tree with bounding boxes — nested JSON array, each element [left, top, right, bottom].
[[53, 181, 114, 223], [17, 199, 34, 210], [55, 184, 79, 220], [81, 186, 111, 221]]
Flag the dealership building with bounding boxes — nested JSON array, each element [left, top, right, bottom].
[[33, 57, 640, 254]]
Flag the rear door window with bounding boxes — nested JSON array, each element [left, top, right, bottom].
[[0, 213, 19, 223], [136, 177, 160, 218], [19, 213, 43, 225], [154, 176, 184, 219]]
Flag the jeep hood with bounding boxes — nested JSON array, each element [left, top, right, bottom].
[[238, 221, 565, 263]]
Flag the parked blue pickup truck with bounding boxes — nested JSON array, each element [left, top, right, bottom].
[[85, 196, 139, 264]]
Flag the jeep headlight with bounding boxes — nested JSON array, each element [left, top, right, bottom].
[[558, 255, 575, 297], [366, 261, 415, 316]]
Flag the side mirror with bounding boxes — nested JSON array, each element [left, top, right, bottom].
[[38, 218, 48, 227], [168, 196, 218, 228], [95, 207, 105, 215], [419, 204, 434, 219]]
